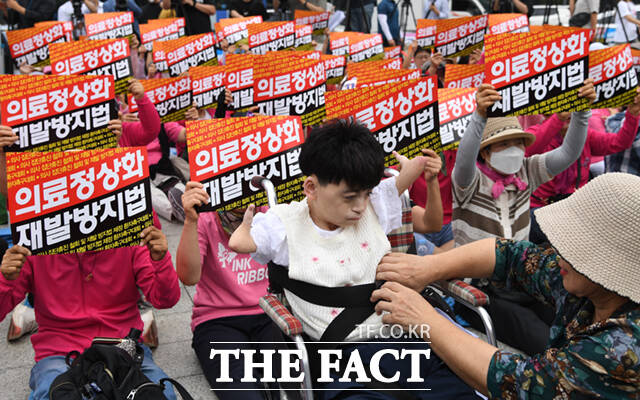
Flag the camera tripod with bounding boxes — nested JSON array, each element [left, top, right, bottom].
[[398, 0, 417, 49]]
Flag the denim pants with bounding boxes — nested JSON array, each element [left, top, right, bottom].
[[348, 2, 375, 33], [28, 344, 176, 400]]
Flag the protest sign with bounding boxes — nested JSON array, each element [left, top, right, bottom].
[[294, 10, 330, 36], [321, 54, 346, 85], [416, 19, 437, 51], [438, 88, 476, 150], [632, 48, 640, 77], [253, 54, 326, 126], [484, 29, 590, 116], [190, 65, 227, 109], [288, 50, 322, 60], [162, 33, 217, 77], [186, 116, 305, 211], [152, 41, 168, 72], [35, 20, 73, 42], [329, 32, 350, 56], [49, 38, 132, 95], [384, 46, 401, 59], [435, 16, 487, 58], [6, 23, 67, 67], [343, 68, 421, 89], [294, 24, 314, 50], [488, 14, 529, 35], [589, 44, 638, 108], [6, 147, 153, 255], [326, 77, 441, 162], [225, 54, 255, 110], [444, 64, 485, 88], [140, 18, 186, 51], [85, 12, 134, 40], [346, 58, 402, 77], [128, 76, 192, 122], [349, 33, 384, 62], [215, 16, 263, 46], [248, 22, 296, 54], [1, 75, 118, 152]]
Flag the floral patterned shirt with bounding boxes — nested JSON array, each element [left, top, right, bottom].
[[487, 239, 640, 399]]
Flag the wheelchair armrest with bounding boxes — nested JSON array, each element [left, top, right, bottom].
[[432, 279, 489, 308], [259, 294, 303, 337]]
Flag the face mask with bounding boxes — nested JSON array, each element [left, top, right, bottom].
[[489, 146, 525, 175]]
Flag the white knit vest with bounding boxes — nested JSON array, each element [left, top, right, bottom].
[[271, 199, 390, 341]]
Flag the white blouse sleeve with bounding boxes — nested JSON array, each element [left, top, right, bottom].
[[249, 210, 290, 266], [370, 176, 402, 234]]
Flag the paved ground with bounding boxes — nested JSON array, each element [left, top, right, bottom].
[[0, 218, 520, 399]]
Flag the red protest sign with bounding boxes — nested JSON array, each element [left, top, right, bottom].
[[6, 23, 67, 67], [416, 19, 437, 50], [226, 54, 255, 110], [248, 22, 296, 54], [294, 10, 330, 35], [128, 76, 192, 122], [140, 18, 186, 51], [326, 77, 441, 159], [6, 147, 153, 255], [1, 75, 118, 152], [215, 16, 263, 46], [435, 16, 487, 58], [85, 12, 134, 40], [162, 33, 217, 77], [438, 88, 476, 150], [589, 44, 638, 108], [484, 29, 590, 116], [190, 65, 227, 109], [186, 116, 305, 211], [444, 64, 485, 88], [253, 54, 326, 126], [488, 14, 529, 35], [49, 38, 132, 94]]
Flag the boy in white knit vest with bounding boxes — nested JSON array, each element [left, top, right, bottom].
[[230, 120, 480, 399]]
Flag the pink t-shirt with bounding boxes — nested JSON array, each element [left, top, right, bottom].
[[191, 212, 269, 331]]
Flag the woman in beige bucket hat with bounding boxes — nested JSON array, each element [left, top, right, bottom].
[[372, 172, 640, 399], [449, 81, 596, 356]]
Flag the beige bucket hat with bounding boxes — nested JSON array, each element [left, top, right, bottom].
[[480, 117, 536, 150], [535, 173, 640, 303]]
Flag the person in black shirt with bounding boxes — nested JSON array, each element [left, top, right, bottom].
[[161, 0, 216, 35], [1, 0, 56, 28], [230, 0, 268, 20]]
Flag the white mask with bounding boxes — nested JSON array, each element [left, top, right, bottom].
[[489, 146, 525, 175]]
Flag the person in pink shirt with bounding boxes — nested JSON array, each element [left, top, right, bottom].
[[0, 225, 181, 400], [176, 181, 289, 399], [525, 90, 640, 244]]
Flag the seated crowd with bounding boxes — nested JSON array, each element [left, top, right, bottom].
[[0, 4, 640, 399]]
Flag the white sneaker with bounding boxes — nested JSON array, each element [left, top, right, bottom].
[[7, 302, 37, 341]]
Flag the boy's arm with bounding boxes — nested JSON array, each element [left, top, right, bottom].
[[229, 205, 258, 253], [412, 149, 443, 233], [393, 151, 428, 195]]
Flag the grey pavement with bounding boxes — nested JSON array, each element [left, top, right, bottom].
[[0, 218, 521, 399]]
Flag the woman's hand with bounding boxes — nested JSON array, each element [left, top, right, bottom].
[[475, 84, 501, 118], [371, 281, 433, 333], [376, 252, 432, 291]]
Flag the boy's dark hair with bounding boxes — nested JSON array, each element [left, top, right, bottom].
[[299, 119, 385, 191]]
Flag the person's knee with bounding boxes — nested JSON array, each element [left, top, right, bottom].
[[29, 356, 69, 400]]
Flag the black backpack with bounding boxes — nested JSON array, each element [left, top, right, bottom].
[[49, 329, 193, 400]]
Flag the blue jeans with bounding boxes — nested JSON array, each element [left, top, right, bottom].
[[28, 344, 176, 400], [423, 222, 453, 247]]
